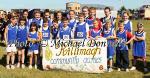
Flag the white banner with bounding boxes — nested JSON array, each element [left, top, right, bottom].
[[42, 38, 107, 73]]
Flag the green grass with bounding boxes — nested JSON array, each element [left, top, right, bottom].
[[0, 20, 150, 78]]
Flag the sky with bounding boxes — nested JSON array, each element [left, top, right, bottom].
[[0, 0, 150, 10]]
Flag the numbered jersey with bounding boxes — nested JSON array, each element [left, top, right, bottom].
[[59, 27, 72, 39], [42, 27, 50, 40], [74, 22, 87, 39]]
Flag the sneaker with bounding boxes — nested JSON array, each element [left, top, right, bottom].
[[34, 65, 37, 69], [130, 66, 136, 70], [117, 68, 121, 71], [144, 68, 148, 72], [11, 65, 15, 69], [21, 64, 25, 69], [108, 68, 113, 72], [29, 65, 32, 69], [126, 68, 129, 72], [17, 63, 20, 68], [6, 65, 10, 69]]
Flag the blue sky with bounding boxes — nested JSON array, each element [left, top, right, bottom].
[[0, 0, 149, 10]]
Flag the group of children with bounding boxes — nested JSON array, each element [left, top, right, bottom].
[[3, 7, 147, 73]]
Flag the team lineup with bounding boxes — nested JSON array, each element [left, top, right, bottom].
[[1, 6, 147, 73]]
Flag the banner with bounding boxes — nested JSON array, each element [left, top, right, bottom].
[[42, 38, 107, 73]]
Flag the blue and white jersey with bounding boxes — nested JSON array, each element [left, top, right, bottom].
[[28, 32, 39, 50], [42, 26, 50, 40], [17, 26, 28, 43], [124, 20, 132, 32], [28, 18, 43, 28], [69, 19, 78, 30], [74, 22, 89, 39], [101, 16, 116, 26], [133, 31, 146, 57], [116, 30, 128, 50], [7, 24, 18, 44], [58, 26, 72, 39]]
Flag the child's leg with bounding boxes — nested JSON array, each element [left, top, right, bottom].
[[34, 54, 38, 65], [18, 49, 21, 64], [133, 56, 137, 66], [122, 50, 129, 69], [142, 57, 147, 67], [116, 50, 122, 68], [6, 52, 11, 65], [21, 49, 25, 64], [29, 53, 33, 65], [11, 52, 15, 65]]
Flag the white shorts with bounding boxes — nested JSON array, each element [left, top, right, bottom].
[[6, 44, 17, 52], [28, 50, 39, 55]]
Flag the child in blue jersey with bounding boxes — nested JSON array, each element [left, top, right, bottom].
[[4, 16, 18, 69], [57, 18, 73, 39], [43, 9, 52, 27], [89, 19, 102, 39], [28, 22, 40, 69], [51, 19, 59, 39], [102, 19, 116, 72], [68, 10, 78, 30], [130, 23, 148, 72], [56, 11, 63, 28], [116, 20, 133, 72], [73, 13, 89, 39], [28, 10, 43, 28], [16, 18, 28, 69]]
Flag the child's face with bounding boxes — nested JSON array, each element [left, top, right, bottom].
[[63, 20, 69, 27], [82, 9, 89, 16], [53, 22, 58, 28], [35, 13, 41, 19], [123, 13, 129, 21], [57, 13, 62, 20], [43, 22, 48, 27], [31, 25, 36, 31], [11, 18, 17, 25], [93, 21, 98, 28], [78, 16, 84, 22], [23, 12, 28, 18], [105, 22, 111, 29], [20, 20, 25, 26], [104, 9, 110, 17], [89, 10, 96, 17], [137, 26, 143, 32], [118, 23, 124, 30], [69, 11, 75, 19], [44, 12, 50, 18], [50, 14, 54, 19]]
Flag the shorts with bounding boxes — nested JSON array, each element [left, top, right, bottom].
[[6, 44, 17, 52], [28, 50, 39, 55]]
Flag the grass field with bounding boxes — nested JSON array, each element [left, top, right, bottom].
[[0, 20, 150, 78]]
